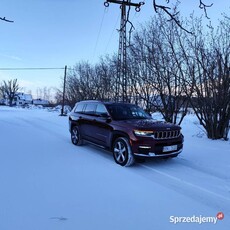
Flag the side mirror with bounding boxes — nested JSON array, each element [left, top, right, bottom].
[[100, 112, 109, 118], [100, 113, 112, 122]]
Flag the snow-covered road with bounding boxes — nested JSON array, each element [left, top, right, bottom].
[[0, 106, 229, 230]]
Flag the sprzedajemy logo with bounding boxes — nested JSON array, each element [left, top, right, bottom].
[[170, 212, 224, 225]]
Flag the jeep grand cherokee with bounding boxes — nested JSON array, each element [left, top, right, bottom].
[[69, 100, 184, 166]]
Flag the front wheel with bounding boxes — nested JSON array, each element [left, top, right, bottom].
[[113, 137, 135, 167], [71, 126, 83, 146]]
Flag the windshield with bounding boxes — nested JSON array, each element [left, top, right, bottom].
[[106, 104, 151, 120]]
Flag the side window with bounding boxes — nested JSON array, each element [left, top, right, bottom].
[[95, 104, 108, 116], [84, 103, 97, 115], [74, 103, 85, 113]]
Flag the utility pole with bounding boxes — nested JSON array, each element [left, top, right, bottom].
[[104, 0, 144, 102], [60, 65, 67, 116]]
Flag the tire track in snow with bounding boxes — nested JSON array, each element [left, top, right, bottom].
[[171, 157, 230, 181], [133, 162, 230, 214], [142, 164, 230, 201], [13, 116, 69, 142]]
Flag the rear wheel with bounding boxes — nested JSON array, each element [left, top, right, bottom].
[[71, 126, 83, 146], [113, 137, 135, 166]]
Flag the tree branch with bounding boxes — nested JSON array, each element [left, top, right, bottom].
[[126, 5, 135, 45], [199, 0, 213, 19], [0, 16, 14, 23], [153, 0, 192, 34], [152, 0, 213, 33]]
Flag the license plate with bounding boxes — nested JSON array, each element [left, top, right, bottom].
[[163, 145, 177, 152]]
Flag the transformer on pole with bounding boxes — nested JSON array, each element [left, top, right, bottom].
[[104, 0, 144, 102]]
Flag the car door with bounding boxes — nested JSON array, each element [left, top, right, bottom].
[[80, 102, 97, 142], [92, 103, 113, 147]]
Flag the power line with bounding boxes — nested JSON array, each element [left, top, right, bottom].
[[93, 7, 107, 61], [104, 13, 120, 54], [0, 67, 65, 70]]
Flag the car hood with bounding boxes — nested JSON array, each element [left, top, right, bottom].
[[118, 119, 181, 131]]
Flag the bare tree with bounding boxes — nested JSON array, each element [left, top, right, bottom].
[[183, 16, 230, 140], [36, 87, 52, 101], [128, 12, 190, 124], [64, 56, 119, 107], [0, 79, 20, 106], [0, 83, 3, 100], [127, 11, 230, 139], [94, 56, 117, 101], [64, 62, 97, 107]]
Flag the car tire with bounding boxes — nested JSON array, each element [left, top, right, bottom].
[[113, 137, 135, 167], [71, 126, 83, 146]]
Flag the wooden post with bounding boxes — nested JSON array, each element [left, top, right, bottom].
[[60, 65, 67, 116]]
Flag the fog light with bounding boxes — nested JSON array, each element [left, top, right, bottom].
[[139, 146, 151, 149], [138, 146, 151, 155]]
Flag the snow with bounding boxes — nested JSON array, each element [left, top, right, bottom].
[[0, 106, 229, 230]]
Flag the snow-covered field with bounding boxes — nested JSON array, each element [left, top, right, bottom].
[[0, 106, 229, 230]]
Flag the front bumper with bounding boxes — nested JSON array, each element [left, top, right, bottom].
[[133, 149, 182, 158], [130, 134, 184, 158]]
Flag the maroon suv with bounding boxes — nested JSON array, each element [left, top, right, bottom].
[[69, 100, 184, 166]]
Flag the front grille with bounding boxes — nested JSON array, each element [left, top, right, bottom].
[[153, 130, 180, 139]]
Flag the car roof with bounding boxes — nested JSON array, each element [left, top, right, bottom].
[[76, 100, 136, 106]]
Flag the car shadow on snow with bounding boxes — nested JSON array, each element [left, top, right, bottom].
[[74, 141, 180, 168]]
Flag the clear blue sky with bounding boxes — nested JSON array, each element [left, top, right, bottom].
[[0, 0, 229, 98]]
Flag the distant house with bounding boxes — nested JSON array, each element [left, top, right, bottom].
[[13, 92, 33, 106], [33, 98, 49, 106]]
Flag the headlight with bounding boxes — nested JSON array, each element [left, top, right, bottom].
[[134, 130, 154, 137]]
